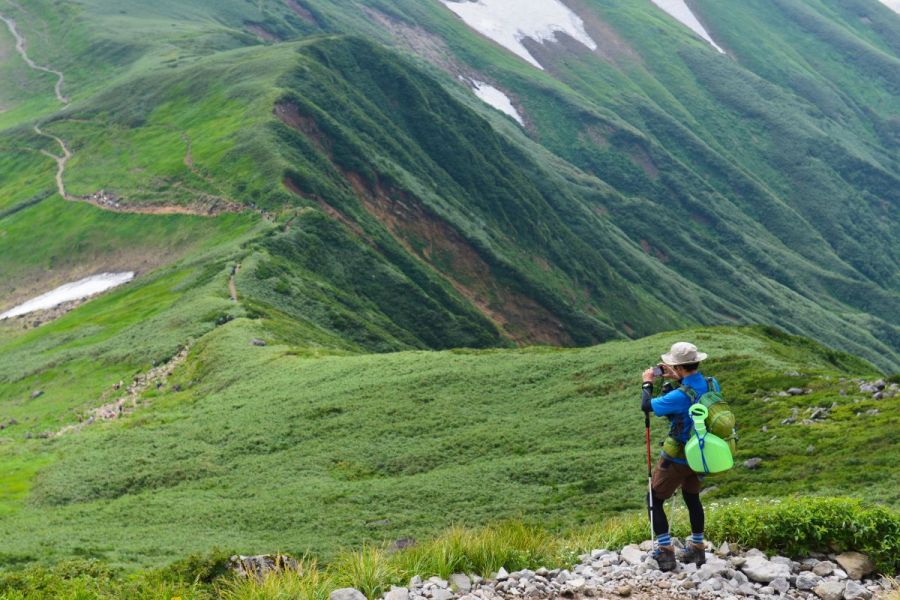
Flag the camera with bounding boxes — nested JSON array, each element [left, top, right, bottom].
[[652, 364, 667, 377]]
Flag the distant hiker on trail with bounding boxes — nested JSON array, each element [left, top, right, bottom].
[[640, 342, 717, 572]]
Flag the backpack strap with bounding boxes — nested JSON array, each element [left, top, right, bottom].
[[679, 384, 698, 404]]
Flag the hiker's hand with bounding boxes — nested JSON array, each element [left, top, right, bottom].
[[642, 368, 656, 383], [660, 364, 678, 379]]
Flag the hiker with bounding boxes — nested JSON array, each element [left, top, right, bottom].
[[640, 341, 718, 571]]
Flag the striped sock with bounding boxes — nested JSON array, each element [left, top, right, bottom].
[[656, 533, 672, 548], [691, 532, 704, 545]]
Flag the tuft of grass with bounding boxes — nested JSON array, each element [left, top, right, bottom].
[[218, 557, 332, 600]]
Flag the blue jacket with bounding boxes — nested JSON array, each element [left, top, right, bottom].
[[652, 372, 720, 463]]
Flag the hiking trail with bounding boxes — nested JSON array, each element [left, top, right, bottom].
[[51, 345, 191, 437], [0, 13, 68, 105], [2, 13, 245, 217], [34, 123, 71, 199], [229, 263, 240, 302]]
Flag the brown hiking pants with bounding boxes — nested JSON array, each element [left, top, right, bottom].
[[651, 458, 703, 499]]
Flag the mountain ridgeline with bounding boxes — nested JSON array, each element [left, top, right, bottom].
[[0, 0, 896, 370]]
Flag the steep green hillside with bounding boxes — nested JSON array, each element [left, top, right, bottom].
[[0, 323, 892, 568], [1, 0, 897, 368], [0, 0, 897, 578]]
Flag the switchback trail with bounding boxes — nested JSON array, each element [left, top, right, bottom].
[[2, 13, 244, 217], [0, 13, 69, 105], [34, 123, 71, 199]]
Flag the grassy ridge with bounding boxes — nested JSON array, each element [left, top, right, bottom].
[[0, 324, 891, 569]]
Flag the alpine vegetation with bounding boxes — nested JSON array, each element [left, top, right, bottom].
[[0, 0, 896, 597]]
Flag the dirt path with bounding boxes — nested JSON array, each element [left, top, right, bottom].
[[0, 13, 68, 105], [53, 345, 191, 437], [229, 263, 240, 302], [3, 13, 242, 218], [33, 123, 72, 199]]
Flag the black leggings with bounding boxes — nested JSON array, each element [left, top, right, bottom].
[[647, 490, 705, 537]]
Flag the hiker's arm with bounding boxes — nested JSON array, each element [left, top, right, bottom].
[[641, 382, 654, 413], [651, 389, 683, 416]]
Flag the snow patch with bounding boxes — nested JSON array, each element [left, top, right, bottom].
[[649, 0, 725, 54], [878, 0, 900, 13], [440, 0, 598, 70], [1, 272, 135, 319], [472, 81, 524, 125]]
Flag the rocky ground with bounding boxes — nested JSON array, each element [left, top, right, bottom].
[[315, 542, 894, 600]]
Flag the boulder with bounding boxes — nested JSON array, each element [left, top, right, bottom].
[[842, 581, 872, 600], [430, 589, 453, 600], [787, 387, 807, 396], [796, 572, 822, 590], [449, 574, 471, 593], [251, 338, 267, 347], [813, 561, 835, 577], [814, 580, 845, 600], [741, 555, 791, 583], [835, 552, 874, 580], [716, 542, 732, 557], [620, 545, 645, 566], [386, 587, 410, 600], [770, 577, 790, 594], [331, 589, 367, 600], [495, 567, 509, 581]]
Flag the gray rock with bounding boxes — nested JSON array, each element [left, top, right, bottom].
[[430, 589, 454, 600], [814, 580, 845, 600], [738, 583, 759, 596], [251, 338, 267, 346], [699, 579, 723, 592], [30, 390, 44, 400], [449, 574, 471, 593], [813, 562, 835, 577], [770, 557, 792, 567], [758, 587, 773, 596], [620, 545, 645, 566], [428, 577, 449, 588], [409, 576, 423, 588], [770, 578, 790, 594], [733, 571, 749, 585], [835, 552, 874, 580], [717, 542, 732, 557], [386, 587, 410, 600], [615, 584, 632, 597], [796, 572, 822, 590], [787, 387, 806, 396], [741, 556, 791, 583], [331, 589, 367, 600], [834, 569, 849, 580], [842, 581, 872, 600], [744, 458, 764, 469], [873, 380, 886, 390], [639, 540, 654, 551], [858, 384, 877, 393], [496, 568, 509, 581]]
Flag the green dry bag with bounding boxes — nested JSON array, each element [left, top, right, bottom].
[[684, 404, 734, 474]]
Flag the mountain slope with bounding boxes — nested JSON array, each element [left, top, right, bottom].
[[1, 0, 896, 369], [2, 324, 892, 568]]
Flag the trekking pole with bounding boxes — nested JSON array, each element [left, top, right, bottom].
[[645, 409, 655, 546]]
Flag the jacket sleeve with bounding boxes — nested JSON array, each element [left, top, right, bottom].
[[641, 383, 653, 412], [651, 389, 686, 416]]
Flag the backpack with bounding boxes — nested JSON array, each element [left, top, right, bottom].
[[682, 378, 738, 469]]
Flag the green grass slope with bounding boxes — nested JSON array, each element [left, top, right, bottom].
[[1, 0, 896, 370], [0, 324, 891, 569]]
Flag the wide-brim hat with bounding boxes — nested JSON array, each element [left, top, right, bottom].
[[661, 342, 708, 365]]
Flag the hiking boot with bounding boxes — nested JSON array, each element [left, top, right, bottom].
[[679, 542, 706, 566], [652, 545, 677, 572]]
